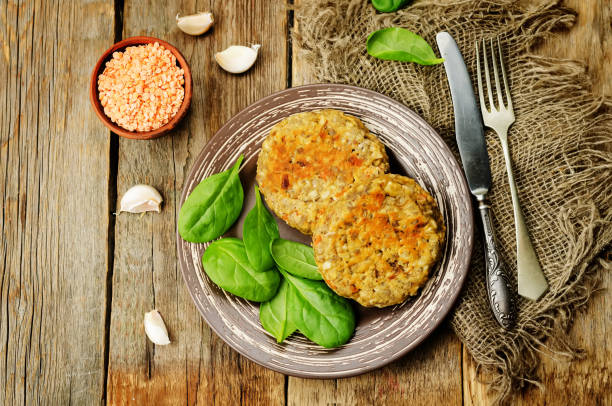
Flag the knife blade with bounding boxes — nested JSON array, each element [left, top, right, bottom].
[[436, 32, 515, 329], [436, 33, 491, 196]]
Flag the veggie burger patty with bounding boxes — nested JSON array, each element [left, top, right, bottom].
[[312, 174, 446, 308], [256, 109, 389, 234]]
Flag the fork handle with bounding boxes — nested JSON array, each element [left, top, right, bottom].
[[477, 195, 515, 329], [499, 139, 549, 300]]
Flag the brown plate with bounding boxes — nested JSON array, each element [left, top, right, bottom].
[[177, 84, 473, 378]]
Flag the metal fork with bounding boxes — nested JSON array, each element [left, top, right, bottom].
[[476, 38, 548, 301]]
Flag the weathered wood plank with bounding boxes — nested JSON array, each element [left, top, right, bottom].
[[287, 2, 463, 405], [0, 0, 115, 404], [463, 272, 611, 405], [288, 329, 463, 406], [106, 1, 288, 404], [537, 0, 611, 97], [464, 0, 611, 404]]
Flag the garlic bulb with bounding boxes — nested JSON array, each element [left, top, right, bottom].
[[176, 11, 214, 36], [144, 310, 171, 345], [215, 44, 261, 74], [119, 184, 163, 213]]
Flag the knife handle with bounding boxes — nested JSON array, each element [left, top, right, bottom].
[[477, 196, 515, 329]]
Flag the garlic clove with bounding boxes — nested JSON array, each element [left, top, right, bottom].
[[215, 44, 261, 74], [144, 309, 171, 345], [176, 11, 214, 36], [119, 184, 163, 214]]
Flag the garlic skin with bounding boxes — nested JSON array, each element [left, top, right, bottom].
[[144, 310, 171, 345], [176, 11, 214, 36], [119, 184, 163, 213], [215, 44, 261, 74]]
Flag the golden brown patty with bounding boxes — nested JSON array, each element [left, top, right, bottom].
[[312, 174, 445, 307], [256, 109, 389, 234]]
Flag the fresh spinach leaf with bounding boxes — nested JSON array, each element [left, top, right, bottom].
[[178, 156, 244, 243], [202, 238, 280, 302], [280, 269, 355, 348], [259, 278, 297, 343], [243, 186, 279, 272], [367, 27, 444, 65], [371, 0, 410, 12], [270, 239, 323, 280]]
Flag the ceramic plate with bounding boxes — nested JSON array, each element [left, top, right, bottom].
[[177, 84, 473, 378]]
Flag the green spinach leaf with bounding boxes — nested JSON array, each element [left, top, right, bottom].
[[280, 269, 355, 348], [367, 27, 444, 65], [202, 238, 280, 302], [259, 278, 297, 343], [178, 156, 244, 243], [371, 0, 410, 12], [270, 239, 323, 280], [243, 186, 279, 272]]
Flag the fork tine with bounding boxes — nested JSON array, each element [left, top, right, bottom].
[[481, 39, 496, 111], [490, 38, 505, 110], [497, 37, 513, 111], [475, 41, 488, 115]]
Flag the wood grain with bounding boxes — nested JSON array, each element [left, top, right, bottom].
[[106, 1, 288, 404], [288, 329, 463, 406], [537, 0, 611, 97], [0, 0, 608, 405], [0, 0, 115, 404]]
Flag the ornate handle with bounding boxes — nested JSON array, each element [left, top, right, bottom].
[[477, 196, 515, 329]]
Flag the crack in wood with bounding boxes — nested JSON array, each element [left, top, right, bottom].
[[102, 0, 124, 404]]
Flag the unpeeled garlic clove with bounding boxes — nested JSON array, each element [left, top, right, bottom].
[[176, 11, 214, 36], [119, 184, 163, 213], [215, 44, 261, 74], [144, 310, 171, 345]]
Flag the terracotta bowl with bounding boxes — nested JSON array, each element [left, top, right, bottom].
[[89, 36, 192, 140]]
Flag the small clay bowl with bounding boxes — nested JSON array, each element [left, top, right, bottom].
[[90, 36, 192, 140]]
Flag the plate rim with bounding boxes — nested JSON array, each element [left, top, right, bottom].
[[177, 83, 474, 379]]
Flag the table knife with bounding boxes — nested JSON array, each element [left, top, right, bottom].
[[436, 32, 515, 329]]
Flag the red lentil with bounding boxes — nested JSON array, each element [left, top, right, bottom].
[[97, 42, 185, 132]]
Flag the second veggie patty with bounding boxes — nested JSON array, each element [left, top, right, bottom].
[[312, 174, 446, 308]]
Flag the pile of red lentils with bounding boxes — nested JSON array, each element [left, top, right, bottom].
[[98, 42, 185, 132]]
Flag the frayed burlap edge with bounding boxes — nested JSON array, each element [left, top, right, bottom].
[[294, 0, 612, 404]]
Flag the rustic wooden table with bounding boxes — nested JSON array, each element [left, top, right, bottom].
[[1, 0, 609, 405]]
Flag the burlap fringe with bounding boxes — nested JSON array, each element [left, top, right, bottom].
[[295, 0, 612, 404]]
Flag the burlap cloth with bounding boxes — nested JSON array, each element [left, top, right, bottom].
[[295, 0, 611, 402]]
